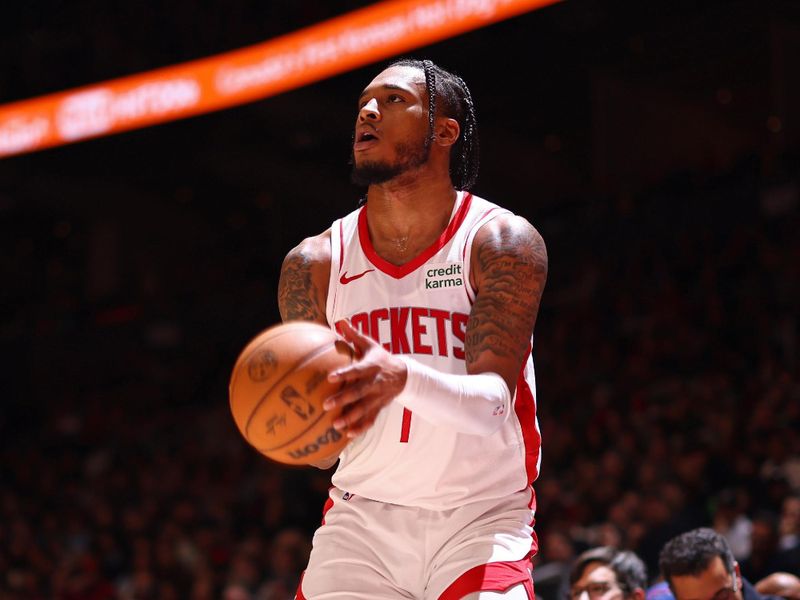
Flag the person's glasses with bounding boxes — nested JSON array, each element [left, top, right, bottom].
[[569, 582, 620, 600]]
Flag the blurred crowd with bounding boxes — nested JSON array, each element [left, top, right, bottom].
[[1, 401, 328, 599], [1, 148, 798, 599], [530, 158, 800, 591]]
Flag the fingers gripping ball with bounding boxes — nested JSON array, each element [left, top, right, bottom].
[[229, 322, 354, 465]]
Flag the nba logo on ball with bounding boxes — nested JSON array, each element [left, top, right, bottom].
[[229, 322, 354, 465], [247, 349, 278, 382]]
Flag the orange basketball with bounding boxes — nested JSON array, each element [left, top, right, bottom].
[[229, 321, 354, 465]]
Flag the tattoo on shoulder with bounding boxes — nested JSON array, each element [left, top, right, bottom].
[[278, 250, 325, 322], [465, 225, 547, 365]]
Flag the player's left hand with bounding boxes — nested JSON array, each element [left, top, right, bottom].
[[324, 319, 407, 438]]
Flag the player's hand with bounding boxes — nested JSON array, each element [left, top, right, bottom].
[[324, 320, 407, 438]]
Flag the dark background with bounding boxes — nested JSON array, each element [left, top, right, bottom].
[[1, 1, 799, 599]]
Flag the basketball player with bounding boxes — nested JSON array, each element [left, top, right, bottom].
[[277, 59, 548, 599]]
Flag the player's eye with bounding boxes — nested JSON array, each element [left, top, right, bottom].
[[387, 94, 404, 103]]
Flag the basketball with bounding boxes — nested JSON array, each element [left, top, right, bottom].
[[229, 321, 354, 465]]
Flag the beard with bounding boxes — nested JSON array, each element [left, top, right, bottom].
[[350, 136, 431, 187]]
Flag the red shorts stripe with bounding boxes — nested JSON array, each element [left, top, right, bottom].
[[439, 557, 534, 600]]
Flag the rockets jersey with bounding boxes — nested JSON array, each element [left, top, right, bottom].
[[325, 191, 541, 510]]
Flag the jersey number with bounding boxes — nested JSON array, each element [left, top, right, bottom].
[[400, 408, 412, 443]]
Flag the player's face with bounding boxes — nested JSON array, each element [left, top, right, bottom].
[[351, 66, 431, 186]]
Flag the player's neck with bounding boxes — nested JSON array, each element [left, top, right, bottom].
[[364, 173, 457, 266]]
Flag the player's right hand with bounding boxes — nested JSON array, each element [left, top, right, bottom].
[[323, 320, 407, 438]]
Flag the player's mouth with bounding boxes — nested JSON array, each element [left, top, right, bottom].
[[354, 129, 380, 151]]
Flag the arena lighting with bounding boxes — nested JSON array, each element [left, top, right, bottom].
[[0, 0, 560, 159]]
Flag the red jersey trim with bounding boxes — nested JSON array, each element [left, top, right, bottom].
[[357, 192, 473, 279], [515, 346, 541, 485], [438, 557, 534, 600]]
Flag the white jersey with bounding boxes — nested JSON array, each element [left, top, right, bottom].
[[325, 191, 541, 510]]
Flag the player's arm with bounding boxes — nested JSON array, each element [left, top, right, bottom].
[[277, 230, 331, 325], [278, 230, 339, 469], [464, 214, 547, 394], [325, 215, 547, 437]]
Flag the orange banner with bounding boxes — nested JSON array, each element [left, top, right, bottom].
[[0, 0, 559, 158]]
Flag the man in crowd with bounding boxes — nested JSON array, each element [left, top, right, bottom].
[[658, 528, 784, 600], [569, 547, 648, 600]]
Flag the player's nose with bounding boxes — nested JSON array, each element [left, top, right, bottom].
[[358, 97, 380, 121]]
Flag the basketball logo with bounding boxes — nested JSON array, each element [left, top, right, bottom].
[[247, 349, 278, 381]]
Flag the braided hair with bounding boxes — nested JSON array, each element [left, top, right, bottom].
[[389, 58, 480, 190]]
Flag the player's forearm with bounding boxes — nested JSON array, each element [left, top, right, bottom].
[[394, 357, 511, 436]]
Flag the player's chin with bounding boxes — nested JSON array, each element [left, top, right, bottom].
[[352, 155, 381, 171]]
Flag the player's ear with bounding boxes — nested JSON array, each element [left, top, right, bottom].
[[434, 117, 459, 147]]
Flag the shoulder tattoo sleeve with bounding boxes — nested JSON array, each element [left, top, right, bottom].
[[277, 249, 327, 323], [465, 221, 548, 368]]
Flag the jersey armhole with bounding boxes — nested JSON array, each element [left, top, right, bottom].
[[326, 219, 343, 326], [462, 207, 512, 303]]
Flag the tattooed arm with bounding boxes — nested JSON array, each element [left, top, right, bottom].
[[466, 214, 548, 395], [277, 230, 332, 325]]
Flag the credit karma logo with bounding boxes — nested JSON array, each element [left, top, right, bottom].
[[424, 262, 463, 290]]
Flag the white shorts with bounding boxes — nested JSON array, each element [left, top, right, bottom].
[[297, 486, 537, 600]]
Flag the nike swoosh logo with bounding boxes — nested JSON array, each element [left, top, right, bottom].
[[340, 269, 374, 284]]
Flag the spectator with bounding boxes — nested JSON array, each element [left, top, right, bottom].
[[658, 528, 782, 600], [569, 547, 648, 600]]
